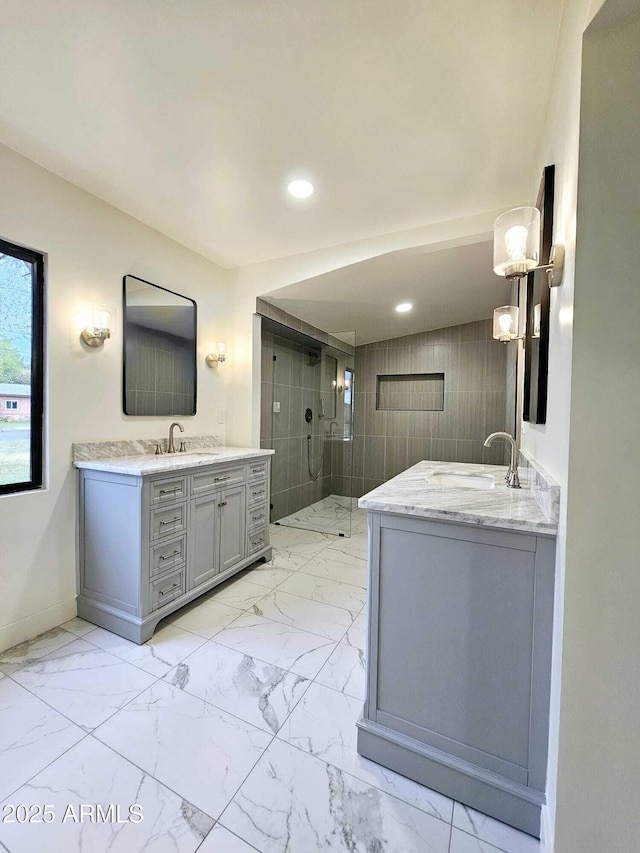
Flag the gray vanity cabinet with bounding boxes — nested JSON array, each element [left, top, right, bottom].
[[190, 483, 246, 588], [357, 512, 556, 838], [77, 455, 271, 644]]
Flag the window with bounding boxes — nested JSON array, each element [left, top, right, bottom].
[[0, 237, 44, 494]]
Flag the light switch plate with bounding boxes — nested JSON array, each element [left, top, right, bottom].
[[273, 402, 280, 413], [218, 410, 225, 424]]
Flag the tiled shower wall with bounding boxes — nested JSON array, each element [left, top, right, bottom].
[[261, 330, 333, 521], [344, 318, 512, 498]]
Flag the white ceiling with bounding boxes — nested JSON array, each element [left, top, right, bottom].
[[263, 239, 511, 344], [0, 0, 563, 268]]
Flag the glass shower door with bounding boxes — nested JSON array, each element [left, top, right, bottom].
[[269, 329, 356, 537]]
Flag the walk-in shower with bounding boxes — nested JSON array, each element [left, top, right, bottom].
[[260, 318, 356, 537]]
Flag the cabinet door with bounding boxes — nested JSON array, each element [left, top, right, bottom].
[[219, 484, 246, 573], [189, 492, 220, 590], [373, 517, 537, 783]]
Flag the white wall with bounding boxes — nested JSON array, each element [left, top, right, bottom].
[[555, 5, 640, 850], [518, 1, 593, 846], [0, 144, 231, 651], [517, 1, 618, 848]]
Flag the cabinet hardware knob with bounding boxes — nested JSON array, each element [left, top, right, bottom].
[[159, 487, 180, 495], [218, 501, 228, 507], [159, 549, 181, 561], [160, 515, 181, 526], [159, 582, 180, 596]]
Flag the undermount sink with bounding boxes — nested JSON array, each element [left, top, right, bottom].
[[426, 471, 496, 490], [168, 451, 221, 459]]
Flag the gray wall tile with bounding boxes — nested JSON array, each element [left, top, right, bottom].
[[384, 436, 409, 480], [354, 318, 511, 482]]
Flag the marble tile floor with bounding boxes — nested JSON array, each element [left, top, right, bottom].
[[0, 522, 539, 853], [274, 494, 366, 537]]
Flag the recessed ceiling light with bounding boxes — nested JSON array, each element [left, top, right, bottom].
[[287, 179, 314, 199], [395, 302, 413, 313]]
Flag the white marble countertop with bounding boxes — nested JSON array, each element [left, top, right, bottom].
[[74, 446, 274, 476], [358, 460, 557, 536]]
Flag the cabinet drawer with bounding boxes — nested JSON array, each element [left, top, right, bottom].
[[248, 460, 268, 482], [191, 465, 246, 496], [247, 502, 268, 531], [150, 502, 187, 541], [150, 567, 185, 611], [247, 527, 268, 554], [248, 480, 268, 506], [150, 534, 187, 577], [150, 475, 188, 505]]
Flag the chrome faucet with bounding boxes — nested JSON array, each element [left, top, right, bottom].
[[167, 421, 184, 454], [483, 431, 521, 489]]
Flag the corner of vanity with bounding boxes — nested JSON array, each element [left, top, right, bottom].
[[356, 459, 559, 839], [74, 444, 274, 644]]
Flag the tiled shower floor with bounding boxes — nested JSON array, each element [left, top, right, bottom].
[[274, 494, 366, 537], [0, 521, 539, 852]]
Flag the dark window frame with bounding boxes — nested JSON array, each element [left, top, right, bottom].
[[0, 237, 45, 496]]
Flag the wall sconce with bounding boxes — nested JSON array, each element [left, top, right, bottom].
[[206, 343, 226, 367], [493, 206, 564, 286], [81, 305, 111, 348], [493, 306, 522, 343]]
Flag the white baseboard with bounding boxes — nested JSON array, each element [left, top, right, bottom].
[[0, 598, 77, 653], [540, 803, 555, 853]]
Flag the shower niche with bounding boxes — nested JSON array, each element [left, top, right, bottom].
[[260, 317, 356, 537]]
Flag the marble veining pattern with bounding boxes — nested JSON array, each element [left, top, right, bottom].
[[164, 641, 310, 733], [358, 460, 557, 535], [72, 433, 224, 461], [0, 679, 84, 802], [0, 737, 213, 853], [94, 680, 272, 818], [315, 643, 367, 700], [212, 612, 338, 679], [220, 738, 452, 853], [519, 450, 561, 525], [73, 445, 273, 476], [275, 494, 357, 536], [277, 681, 454, 822], [0, 521, 539, 852], [198, 824, 259, 852], [80, 623, 207, 678], [9, 638, 156, 730], [164, 597, 244, 639], [0, 627, 77, 676], [250, 589, 354, 641], [277, 572, 367, 613]]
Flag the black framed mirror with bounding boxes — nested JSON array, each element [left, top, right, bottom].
[[123, 275, 197, 416], [523, 164, 554, 424]]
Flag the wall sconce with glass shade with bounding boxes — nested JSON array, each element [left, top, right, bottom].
[[81, 304, 112, 348], [205, 343, 226, 367], [493, 206, 564, 287], [492, 306, 522, 343]]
